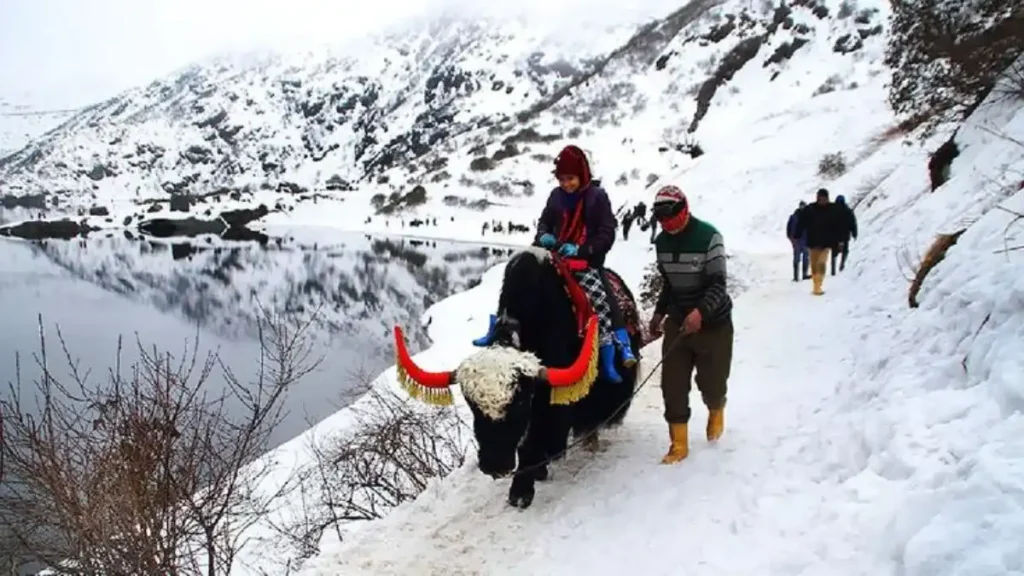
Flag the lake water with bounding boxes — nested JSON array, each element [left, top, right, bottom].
[[0, 226, 512, 451]]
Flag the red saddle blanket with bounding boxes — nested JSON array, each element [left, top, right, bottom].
[[550, 255, 641, 338]]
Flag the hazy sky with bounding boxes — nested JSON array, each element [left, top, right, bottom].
[[1, 0, 682, 108]]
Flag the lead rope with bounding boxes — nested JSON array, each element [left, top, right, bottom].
[[510, 327, 688, 478]]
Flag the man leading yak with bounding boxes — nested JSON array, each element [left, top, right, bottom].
[[472, 144, 637, 383], [647, 185, 733, 464]]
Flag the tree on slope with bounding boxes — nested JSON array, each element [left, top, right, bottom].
[[886, 0, 1024, 132]]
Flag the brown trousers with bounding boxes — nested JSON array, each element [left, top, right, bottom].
[[808, 248, 831, 292], [660, 317, 734, 424]]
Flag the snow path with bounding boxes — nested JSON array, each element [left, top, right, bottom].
[[303, 255, 890, 576]]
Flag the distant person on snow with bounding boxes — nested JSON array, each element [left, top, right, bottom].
[[830, 194, 857, 275], [795, 188, 839, 296], [471, 144, 637, 383], [786, 201, 810, 282], [647, 185, 732, 465]]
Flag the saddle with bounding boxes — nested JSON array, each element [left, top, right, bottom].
[[550, 255, 641, 338]]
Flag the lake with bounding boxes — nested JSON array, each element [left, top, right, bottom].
[[0, 226, 513, 451]]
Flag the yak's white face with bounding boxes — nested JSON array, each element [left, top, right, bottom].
[[455, 346, 542, 420]]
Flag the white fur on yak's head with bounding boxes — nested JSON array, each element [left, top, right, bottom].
[[455, 346, 542, 420], [392, 314, 601, 478]]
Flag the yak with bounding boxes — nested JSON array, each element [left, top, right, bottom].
[[392, 247, 642, 508]]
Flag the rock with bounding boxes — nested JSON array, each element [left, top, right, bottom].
[[169, 194, 192, 212], [220, 204, 269, 229], [138, 217, 226, 238], [89, 205, 110, 216], [0, 193, 48, 210], [137, 204, 268, 239], [147, 203, 163, 213], [0, 219, 98, 240]]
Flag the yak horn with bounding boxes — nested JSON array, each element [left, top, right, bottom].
[[393, 325, 454, 406], [542, 316, 600, 406]]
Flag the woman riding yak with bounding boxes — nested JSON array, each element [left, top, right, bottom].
[[472, 145, 637, 383]]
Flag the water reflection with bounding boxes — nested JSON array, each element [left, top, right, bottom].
[[0, 228, 513, 450]]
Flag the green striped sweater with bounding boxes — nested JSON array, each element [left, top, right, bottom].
[[653, 216, 732, 326]]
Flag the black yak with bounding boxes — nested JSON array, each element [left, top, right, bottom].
[[392, 247, 642, 508]]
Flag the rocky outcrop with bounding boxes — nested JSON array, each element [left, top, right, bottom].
[[1, 204, 270, 241], [0, 219, 98, 240]]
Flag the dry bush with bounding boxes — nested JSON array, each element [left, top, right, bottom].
[[870, 123, 913, 146], [268, 377, 470, 566], [818, 152, 848, 178], [995, 57, 1024, 100], [908, 230, 967, 308], [0, 306, 321, 576], [896, 240, 924, 283]]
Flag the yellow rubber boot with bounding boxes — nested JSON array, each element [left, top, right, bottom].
[[707, 408, 725, 442], [660, 423, 689, 464]]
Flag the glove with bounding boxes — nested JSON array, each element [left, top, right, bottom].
[[557, 243, 579, 257], [538, 233, 557, 248]]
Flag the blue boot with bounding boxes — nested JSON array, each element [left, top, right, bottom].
[[598, 343, 623, 383], [472, 314, 498, 347], [614, 328, 637, 368]]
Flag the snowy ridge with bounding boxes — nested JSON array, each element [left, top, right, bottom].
[[0, 0, 887, 249]]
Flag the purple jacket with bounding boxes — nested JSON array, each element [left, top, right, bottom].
[[535, 180, 616, 267]]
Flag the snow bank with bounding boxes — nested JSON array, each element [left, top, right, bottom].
[[807, 89, 1024, 574]]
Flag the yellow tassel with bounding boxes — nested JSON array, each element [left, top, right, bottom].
[[395, 359, 454, 406], [550, 325, 600, 406]]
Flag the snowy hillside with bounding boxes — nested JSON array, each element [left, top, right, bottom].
[[0, 96, 76, 157], [293, 57, 1024, 576], [0, 0, 887, 249]]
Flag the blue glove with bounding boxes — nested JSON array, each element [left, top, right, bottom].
[[538, 233, 557, 248], [558, 243, 579, 257]]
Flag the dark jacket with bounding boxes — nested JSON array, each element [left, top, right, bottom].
[[535, 180, 617, 267], [795, 202, 840, 249], [833, 197, 858, 243], [786, 211, 807, 243]]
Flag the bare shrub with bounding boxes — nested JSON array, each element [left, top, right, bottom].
[[818, 152, 848, 178], [270, 379, 470, 564], [812, 74, 843, 97], [870, 123, 913, 146], [995, 57, 1024, 100], [0, 307, 321, 576], [853, 169, 895, 207]]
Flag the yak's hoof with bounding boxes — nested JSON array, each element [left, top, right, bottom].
[[508, 489, 535, 509], [508, 479, 535, 509]]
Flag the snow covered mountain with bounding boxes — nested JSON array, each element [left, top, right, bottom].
[[0, 0, 887, 247], [0, 96, 76, 157]]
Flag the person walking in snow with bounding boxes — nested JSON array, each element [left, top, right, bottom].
[[795, 188, 840, 296], [786, 201, 810, 282], [830, 194, 857, 275], [471, 145, 637, 383], [647, 185, 732, 465]]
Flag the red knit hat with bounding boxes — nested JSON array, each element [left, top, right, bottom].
[[553, 145, 592, 189]]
